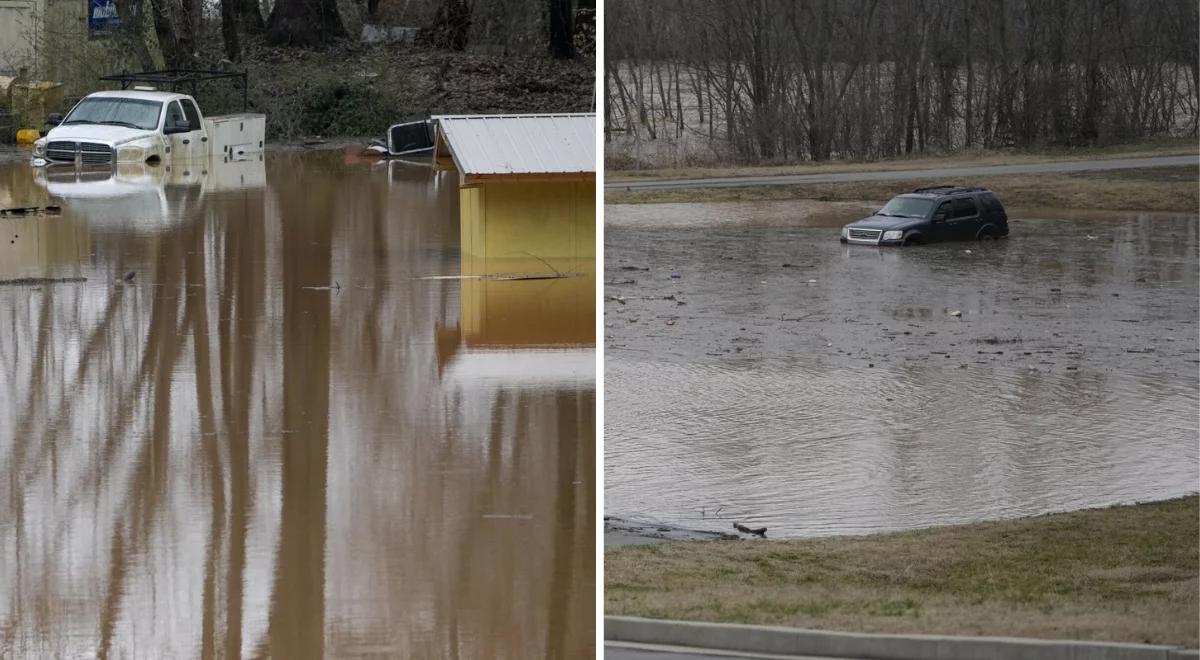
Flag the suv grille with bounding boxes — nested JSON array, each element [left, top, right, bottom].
[[46, 141, 113, 164], [848, 228, 882, 242]]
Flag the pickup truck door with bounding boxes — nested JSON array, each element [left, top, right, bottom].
[[178, 98, 209, 158], [164, 100, 204, 160]]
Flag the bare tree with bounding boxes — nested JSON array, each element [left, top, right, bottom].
[[606, 0, 1200, 168]]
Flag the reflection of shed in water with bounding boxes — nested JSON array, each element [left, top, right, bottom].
[[436, 274, 595, 384], [432, 114, 595, 276]]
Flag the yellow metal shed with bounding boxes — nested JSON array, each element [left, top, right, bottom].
[[431, 113, 596, 277]]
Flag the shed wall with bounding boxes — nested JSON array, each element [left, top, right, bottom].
[[459, 180, 595, 277]]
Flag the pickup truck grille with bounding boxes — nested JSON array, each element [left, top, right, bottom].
[[46, 141, 113, 164], [848, 228, 882, 242]]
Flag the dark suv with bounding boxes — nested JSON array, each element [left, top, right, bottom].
[[840, 186, 1009, 246]]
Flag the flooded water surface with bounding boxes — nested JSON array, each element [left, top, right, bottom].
[[606, 202, 1199, 539], [0, 154, 594, 658]]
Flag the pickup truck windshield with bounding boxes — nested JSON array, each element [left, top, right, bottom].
[[878, 197, 935, 219], [64, 98, 162, 131]]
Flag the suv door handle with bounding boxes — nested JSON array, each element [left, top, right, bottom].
[[182, 139, 190, 145]]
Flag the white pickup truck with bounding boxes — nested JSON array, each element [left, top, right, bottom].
[[31, 89, 265, 166]]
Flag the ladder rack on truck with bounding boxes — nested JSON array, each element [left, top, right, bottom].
[[99, 69, 249, 111]]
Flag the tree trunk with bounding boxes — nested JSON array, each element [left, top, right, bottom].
[[221, 0, 241, 62], [267, 0, 347, 47], [240, 0, 265, 34], [114, 0, 161, 70], [548, 0, 575, 59], [150, 0, 185, 68], [178, 0, 200, 66]]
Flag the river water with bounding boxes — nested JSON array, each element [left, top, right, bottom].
[[0, 152, 595, 658], [605, 200, 1199, 539]]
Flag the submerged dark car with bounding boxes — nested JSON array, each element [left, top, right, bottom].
[[840, 186, 1009, 246]]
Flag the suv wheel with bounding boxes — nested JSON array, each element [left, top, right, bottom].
[[978, 227, 996, 241]]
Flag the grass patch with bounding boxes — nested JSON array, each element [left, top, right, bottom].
[[606, 138, 1199, 181], [605, 166, 1200, 212], [605, 497, 1200, 646]]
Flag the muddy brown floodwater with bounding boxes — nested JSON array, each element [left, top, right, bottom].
[[605, 200, 1198, 539], [0, 152, 595, 658]]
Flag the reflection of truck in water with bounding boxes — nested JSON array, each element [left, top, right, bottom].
[[30, 70, 264, 167], [33, 156, 266, 229]]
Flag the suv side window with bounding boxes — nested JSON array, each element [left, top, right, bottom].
[[179, 99, 202, 131], [165, 101, 187, 130], [979, 193, 1003, 216], [934, 201, 952, 220], [952, 197, 978, 218]]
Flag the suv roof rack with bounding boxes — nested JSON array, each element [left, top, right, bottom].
[[98, 69, 248, 111], [911, 185, 990, 195]]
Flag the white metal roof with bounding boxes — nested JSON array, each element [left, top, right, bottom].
[[88, 90, 190, 102], [432, 114, 595, 177]]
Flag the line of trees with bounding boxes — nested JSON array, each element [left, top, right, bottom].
[[108, 0, 592, 68], [605, 0, 1199, 165]]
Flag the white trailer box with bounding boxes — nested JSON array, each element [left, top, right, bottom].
[[205, 113, 266, 159]]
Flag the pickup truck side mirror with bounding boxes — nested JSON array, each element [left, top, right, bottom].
[[164, 120, 191, 135], [45, 113, 63, 126]]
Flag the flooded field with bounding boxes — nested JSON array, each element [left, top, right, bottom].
[[0, 153, 594, 657], [605, 201, 1199, 539]]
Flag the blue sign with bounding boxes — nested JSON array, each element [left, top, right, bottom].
[[88, 0, 122, 36]]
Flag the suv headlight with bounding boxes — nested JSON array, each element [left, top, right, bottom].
[[118, 145, 146, 162], [883, 230, 904, 240], [32, 139, 45, 157], [841, 227, 849, 238]]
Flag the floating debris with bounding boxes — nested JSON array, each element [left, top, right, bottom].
[[0, 276, 86, 286], [1, 205, 61, 217], [302, 281, 342, 291], [733, 522, 767, 538]]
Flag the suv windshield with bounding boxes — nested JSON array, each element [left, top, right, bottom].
[[63, 97, 162, 131], [877, 196, 935, 219]]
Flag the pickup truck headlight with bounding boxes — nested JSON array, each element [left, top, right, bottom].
[[840, 227, 849, 239], [32, 139, 45, 157], [883, 230, 904, 240], [117, 145, 146, 162]]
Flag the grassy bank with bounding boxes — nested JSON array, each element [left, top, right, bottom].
[[606, 138, 1199, 181], [605, 165, 1200, 212], [606, 497, 1199, 647]]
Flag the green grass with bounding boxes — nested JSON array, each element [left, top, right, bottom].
[[606, 497, 1200, 646]]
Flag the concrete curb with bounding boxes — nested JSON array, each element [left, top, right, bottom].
[[605, 616, 1199, 660]]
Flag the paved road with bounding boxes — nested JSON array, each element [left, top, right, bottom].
[[605, 642, 855, 660], [605, 154, 1198, 192]]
